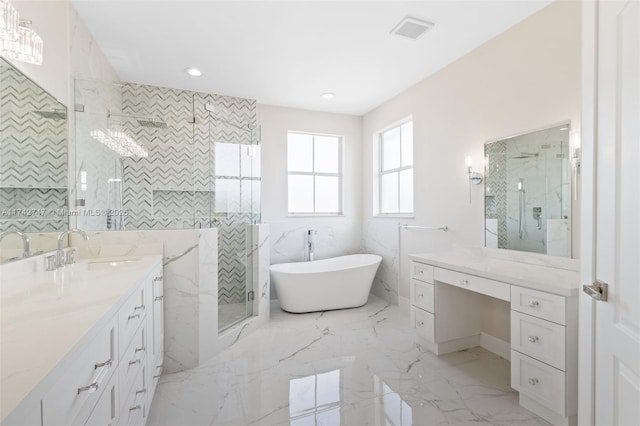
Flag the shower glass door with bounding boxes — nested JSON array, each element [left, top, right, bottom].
[[200, 94, 261, 331]]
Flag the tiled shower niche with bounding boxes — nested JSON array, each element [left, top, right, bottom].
[[75, 80, 260, 327]]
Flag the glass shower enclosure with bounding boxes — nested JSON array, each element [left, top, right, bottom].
[[74, 80, 260, 331]]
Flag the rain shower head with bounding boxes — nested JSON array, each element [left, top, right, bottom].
[[510, 152, 539, 159], [33, 109, 66, 120], [107, 111, 167, 129]]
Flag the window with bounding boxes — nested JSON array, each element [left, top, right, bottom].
[[374, 120, 413, 215], [214, 143, 260, 213], [287, 132, 342, 214]]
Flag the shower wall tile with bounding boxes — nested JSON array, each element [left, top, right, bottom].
[[0, 63, 67, 233]]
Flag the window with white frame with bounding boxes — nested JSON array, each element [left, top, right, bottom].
[[287, 132, 342, 214], [374, 120, 413, 215]]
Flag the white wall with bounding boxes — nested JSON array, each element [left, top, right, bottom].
[[361, 0, 581, 310], [258, 105, 363, 294]]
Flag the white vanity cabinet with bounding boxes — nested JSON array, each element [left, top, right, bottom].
[[409, 253, 579, 426], [1, 256, 164, 426], [510, 286, 578, 426]]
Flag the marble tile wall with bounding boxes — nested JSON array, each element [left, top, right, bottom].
[[69, 226, 269, 373], [70, 229, 216, 373]]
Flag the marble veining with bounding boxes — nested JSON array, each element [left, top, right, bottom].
[[148, 296, 549, 426]]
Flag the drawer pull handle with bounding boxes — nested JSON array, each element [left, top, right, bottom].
[[528, 300, 539, 308], [153, 365, 164, 379], [460, 279, 469, 286], [128, 314, 141, 320], [129, 359, 141, 366], [418, 270, 424, 275], [135, 388, 147, 395], [417, 321, 424, 326], [134, 304, 145, 312], [417, 293, 424, 298], [134, 346, 145, 353], [528, 336, 539, 343], [94, 359, 113, 369], [153, 276, 163, 282], [155, 295, 164, 301], [129, 405, 142, 412], [77, 358, 111, 394], [528, 378, 539, 386], [77, 382, 99, 394]]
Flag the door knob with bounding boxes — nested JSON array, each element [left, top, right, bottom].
[[583, 280, 608, 301]]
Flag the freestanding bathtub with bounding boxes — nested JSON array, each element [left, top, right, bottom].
[[270, 254, 382, 313]]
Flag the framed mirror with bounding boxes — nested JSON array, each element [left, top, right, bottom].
[[484, 123, 572, 257], [0, 57, 68, 261]]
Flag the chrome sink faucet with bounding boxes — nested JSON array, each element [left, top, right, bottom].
[[0, 231, 30, 259], [57, 228, 89, 267], [305, 229, 317, 262]]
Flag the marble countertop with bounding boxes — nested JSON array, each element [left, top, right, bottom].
[[409, 251, 580, 297], [0, 255, 162, 421]]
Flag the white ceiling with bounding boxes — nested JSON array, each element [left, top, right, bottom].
[[71, 1, 553, 115]]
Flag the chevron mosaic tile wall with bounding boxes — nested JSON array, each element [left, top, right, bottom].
[[75, 82, 259, 305], [484, 140, 507, 248], [0, 60, 68, 233]]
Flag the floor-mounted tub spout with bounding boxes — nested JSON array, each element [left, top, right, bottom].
[[305, 229, 317, 261]]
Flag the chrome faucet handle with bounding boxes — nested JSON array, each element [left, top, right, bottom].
[[45, 254, 57, 271], [65, 249, 76, 265]]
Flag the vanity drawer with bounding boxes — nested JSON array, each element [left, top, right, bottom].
[[511, 350, 566, 416], [511, 311, 566, 371], [434, 268, 510, 301], [511, 286, 566, 325], [42, 318, 118, 426], [412, 307, 435, 342], [119, 366, 147, 426], [119, 323, 147, 404], [118, 283, 148, 358], [411, 262, 434, 283], [411, 279, 434, 313], [84, 372, 118, 426]]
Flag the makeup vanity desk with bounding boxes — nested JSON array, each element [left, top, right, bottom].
[[409, 249, 579, 426]]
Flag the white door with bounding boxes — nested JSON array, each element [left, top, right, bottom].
[[584, 0, 640, 424]]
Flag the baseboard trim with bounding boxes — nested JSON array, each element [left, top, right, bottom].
[[434, 335, 480, 355], [479, 332, 510, 360], [520, 394, 575, 426]]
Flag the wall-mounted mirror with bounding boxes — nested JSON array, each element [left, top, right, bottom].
[[0, 57, 68, 261], [484, 123, 571, 257]]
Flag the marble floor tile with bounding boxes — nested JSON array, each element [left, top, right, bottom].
[[148, 296, 550, 426]]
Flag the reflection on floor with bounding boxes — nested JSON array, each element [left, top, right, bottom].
[[149, 295, 550, 426], [219, 302, 247, 330]]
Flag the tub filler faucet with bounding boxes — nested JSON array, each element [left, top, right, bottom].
[[305, 229, 317, 261]]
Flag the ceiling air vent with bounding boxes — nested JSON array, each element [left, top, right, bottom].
[[390, 16, 434, 40]]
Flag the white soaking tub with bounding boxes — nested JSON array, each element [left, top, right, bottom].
[[270, 254, 382, 313]]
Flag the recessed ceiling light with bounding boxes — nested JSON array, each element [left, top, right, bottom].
[[321, 92, 335, 99], [185, 67, 202, 77]]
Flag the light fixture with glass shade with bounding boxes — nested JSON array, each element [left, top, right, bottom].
[[0, 0, 19, 41], [0, 0, 44, 66], [1, 20, 43, 65]]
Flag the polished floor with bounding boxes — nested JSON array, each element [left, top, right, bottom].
[[148, 295, 549, 426]]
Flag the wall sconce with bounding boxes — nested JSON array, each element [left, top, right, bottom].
[[466, 155, 483, 203], [0, 0, 44, 65], [466, 155, 483, 184]]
